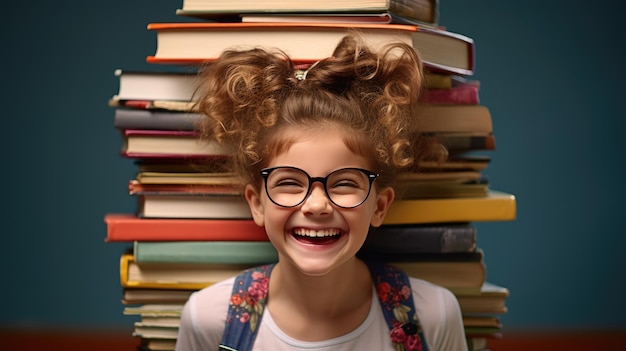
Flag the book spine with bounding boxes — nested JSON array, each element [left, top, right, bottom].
[[421, 133, 496, 153], [420, 85, 480, 105], [104, 214, 269, 242], [134, 241, 278, 264], [361, 224, 477, 253], [120, 253, 253, 290], [383, 191, 516, 224], [389, 0, 438, 25], [114, 109, 202, 131], [359, 250, 484, 263]]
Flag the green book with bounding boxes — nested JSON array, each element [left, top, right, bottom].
[[134, 241, 278, 264]]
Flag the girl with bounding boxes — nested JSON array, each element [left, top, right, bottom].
[[175, 33, 468, 351]]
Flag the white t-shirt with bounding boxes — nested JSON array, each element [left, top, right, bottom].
[[175, 274, 468, 351]]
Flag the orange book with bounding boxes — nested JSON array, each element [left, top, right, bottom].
[[146, 22, 474, 76], [104, 214, 268, 242]]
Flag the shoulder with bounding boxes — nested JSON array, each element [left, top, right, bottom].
[[175, 277, 235, 351], [409, 277, 459, 309], [408, 277, 468, 351]]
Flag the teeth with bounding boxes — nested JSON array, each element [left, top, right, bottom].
[[293, 228, 340, 237]]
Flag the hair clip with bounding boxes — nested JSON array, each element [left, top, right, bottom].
[[294, 61, 321, 81]]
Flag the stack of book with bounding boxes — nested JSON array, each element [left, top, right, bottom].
[[104, 1, 516, 350]]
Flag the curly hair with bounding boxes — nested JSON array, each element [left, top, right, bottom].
[[195, 32, 424, 189]]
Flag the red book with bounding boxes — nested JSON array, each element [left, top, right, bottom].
[[420, 84, 480, 105], [104, 214, 268, 242]]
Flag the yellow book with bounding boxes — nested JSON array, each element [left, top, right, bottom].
[[119, 253, 255, 290], [384, 190, 516, 225]]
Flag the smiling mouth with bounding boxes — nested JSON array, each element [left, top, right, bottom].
[[292, 228, 342, 245]]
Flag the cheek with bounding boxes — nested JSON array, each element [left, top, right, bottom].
[[262, 205, 292, 229]]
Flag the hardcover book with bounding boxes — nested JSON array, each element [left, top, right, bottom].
[[457, 282, 510, 314], [122, 288, 195, 304], [146, 22, 474, 76], [414, 105, 493, 133], [361, 223, 477, 254], [384, 190, 516, 225], [176, 0, 440, 27], [113, 69, 199, 102], [136, 193, 252, 219], [133, 241, 278, 264], [128, 180, 241, 196], [104, 214, 268, 242], [121, 129, 232, 159], [119, 253, 256, 290], [114, 108, 202, 131]]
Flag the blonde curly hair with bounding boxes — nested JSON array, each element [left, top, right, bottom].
[[195, 32, 424, 190]]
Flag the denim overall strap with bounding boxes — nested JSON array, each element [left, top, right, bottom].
[[219, 264, 275, 351], [366, 261, 430, 351]]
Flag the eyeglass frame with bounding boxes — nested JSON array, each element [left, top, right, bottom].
[[259, 166, 380, 209]]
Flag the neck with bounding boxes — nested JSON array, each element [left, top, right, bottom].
[[266, 258, 373, 341]]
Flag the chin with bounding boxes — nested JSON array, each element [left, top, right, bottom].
[[288, 256, 354, 277]]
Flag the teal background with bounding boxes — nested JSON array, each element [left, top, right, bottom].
[[1, 0, 624, 332]]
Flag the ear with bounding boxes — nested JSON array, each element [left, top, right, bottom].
[[244, 184, 265, 227], [370, 186, 395, 227]]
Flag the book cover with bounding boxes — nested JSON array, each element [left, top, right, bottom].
[[457, 282, 510, 315], [462, 316, 501, 328], [134, 170, 239, 185], [123, 304, 183, 317], [138, 315, 181, 328], [113, 69, 199, 102], [420, 133, 496, 154], [121, 129, 232, 159], [122, 288, 195, 304], [390, 259, 486, 295], [128, 180, 241, 196], [176, 0, 439, 27], [133, 241, 279, 264], [136, 192, 252, 219], [146, 22, 474, 76], [361, 223, 477, 254], [114, 108, 202, 131], [111, 99, 197, 112], [104, 214, 268, 242], [395, 170, 483, 182], [361, 250, 484, 263], [139, 338, 178, 351], [414, 105, 493, 133], [133, 323, 179, 339], [417, 158, 491, 172], [119, 253, 255, 290], [420, 84, 480, 105], [393, 178, 489, 200], [240, 13, 396, 24], [134, 159, 225, 173], [383, 190, 516, 225]]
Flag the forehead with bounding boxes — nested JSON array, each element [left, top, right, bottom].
[[266, 127, 372, 175]]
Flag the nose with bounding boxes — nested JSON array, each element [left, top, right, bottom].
[[300, 183, 333, 215]]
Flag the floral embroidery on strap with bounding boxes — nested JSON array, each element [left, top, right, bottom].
[[371, 262, 427, 351], [227, 265, 271, 333]]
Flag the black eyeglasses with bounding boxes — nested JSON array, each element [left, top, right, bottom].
[[260, 166, 379, 208]]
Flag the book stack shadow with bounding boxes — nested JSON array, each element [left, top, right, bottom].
[[104, 2, 516, 351]]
